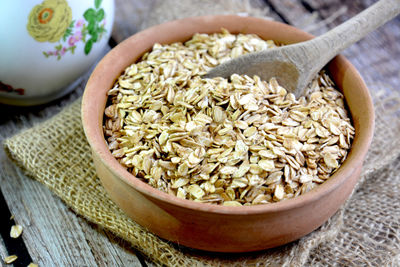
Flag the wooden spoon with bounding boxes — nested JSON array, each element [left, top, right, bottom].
[[204, 0, 400, 98]]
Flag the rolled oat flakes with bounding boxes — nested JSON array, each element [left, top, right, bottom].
[[104, 30, 355, 206]]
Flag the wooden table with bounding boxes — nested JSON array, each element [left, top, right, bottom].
[[1, 1, 399, 266]]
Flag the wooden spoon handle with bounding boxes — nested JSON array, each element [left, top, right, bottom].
[[299, 0, 400, 81]]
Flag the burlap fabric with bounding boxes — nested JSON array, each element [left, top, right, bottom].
[[3, 1, 400, 266]]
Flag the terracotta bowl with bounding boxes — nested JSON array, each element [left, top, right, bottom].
[[82, 15, 374, 252]]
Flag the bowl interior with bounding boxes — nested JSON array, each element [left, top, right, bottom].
[[82, 15, 374, 214]]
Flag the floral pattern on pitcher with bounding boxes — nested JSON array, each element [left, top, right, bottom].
[[27, 0, 107, 60], [0, 81, 25, 95]]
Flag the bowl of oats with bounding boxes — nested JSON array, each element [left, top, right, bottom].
[[82, 15, 374, 252]]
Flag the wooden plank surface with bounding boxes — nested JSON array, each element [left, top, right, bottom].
[[1, 0, 399, 266], [111, 0, 157, 43], [0, 156, 143, 267], [269, 0, 400, 95]]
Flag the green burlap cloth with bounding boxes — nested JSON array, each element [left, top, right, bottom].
[[3, 1, 400, 266]]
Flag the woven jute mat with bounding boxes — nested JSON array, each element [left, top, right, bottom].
[[3, 1, 400, 266]]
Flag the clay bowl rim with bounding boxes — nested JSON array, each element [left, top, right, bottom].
[[82, 15, 374, 216]]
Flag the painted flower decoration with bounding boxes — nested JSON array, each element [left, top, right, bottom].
[[27, 0, 72, 43], [27, 0, 107, 60], [68, 31, 82, 46]]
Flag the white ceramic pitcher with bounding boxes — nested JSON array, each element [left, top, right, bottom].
[[0, 0, 114, 105]]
